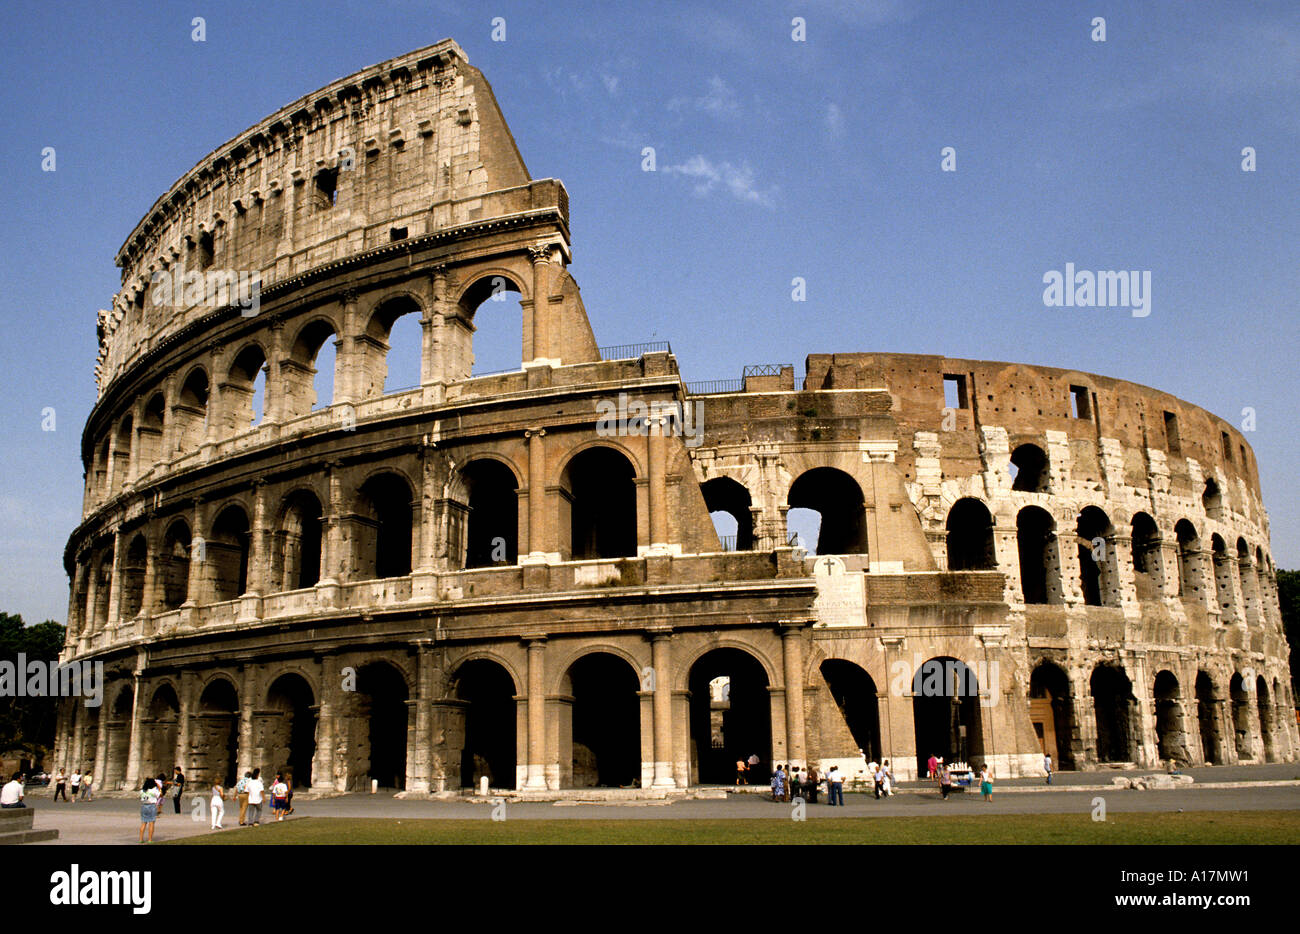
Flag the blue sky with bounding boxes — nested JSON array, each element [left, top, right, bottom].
[[0, 0, 1296, 623]]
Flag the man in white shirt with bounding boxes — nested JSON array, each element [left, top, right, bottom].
[[246, 767, 265, 825], [1, 772, 25, 808], [827, 766, 843, 806], [70, 770, 81, 802]]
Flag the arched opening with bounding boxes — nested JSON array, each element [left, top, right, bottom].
[[265, 673, 316, 789], [275, 491, 324, 590], [819, 660, 881, 763], [786, 467, 867, 555], [458, 274, 525, 377], [1229, 672, 1252, 760], [1210, 535, 1233, 620], [701, 477, 754, 551], [461, 459, 519, 568], [159, 520, 191, 610], [121, 534, 147, 619], [1010, 443, 1050, 492], [196, 679, 239, 787], [1153, 670, 1189, 765], [225, 343, 267, 431], [945, 497, 996, 570], [1016, 506, 1059, 604], [1130, 512, 1163, 600], [208, 505, 251, 602], [1175, 519, 1200, 599], [144, 684, 180, 780], [1029, 661, 1075, 769], [1202, 478, 1223, 518], [354, 663, 410, 790], [139, 393, 165, 471], [561, 447, 637, 560], [564, 653, 641, 788], [174, 368, 209, 452], [362, 296, 423, 397], [1256, 676, 1276, 762], [284, 319, 338, 418], [1237, 538, 1257, 625], [105, 686, 133, 788], [113, 415, 133, 490], [93, 548, 114, 630], [688, 648, 771, 785], [94, 437, 110, 494], [453, 659, 517, 790], [1076, 506, 1115, 607], [912, 656, 984, 775], [1089, 664, 1136, 763], [355, 473, 414, 579], [1195, 671, 1223, 764]]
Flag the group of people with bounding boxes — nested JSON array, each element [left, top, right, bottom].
[[765, 759, 897, 805], [924, 754, 997, 801], [137, 766, 295, 842], [51, 768, 96, 802]]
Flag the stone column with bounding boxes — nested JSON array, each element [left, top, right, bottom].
[[525, 428, 547, 559], [263, 319, 285, 425], [139, 530, 158, 618], [236, 664, 256, 777], [184, 500, 208, 607], [176, 669, 196, 774], [246, 481, 270, 597], [93, 701, 110, 786], [106, 530, 127, 630], [83, 550, 101, 636], [408, 640, 435, 793], [124, 668, 145, 788], [317, 463, 344, 606], [159, 373, 177, 460], [781, 623, 807, 770], [649, 630, 675, 787], [524, 636, 547, 789], [527, 245, 552, 364]]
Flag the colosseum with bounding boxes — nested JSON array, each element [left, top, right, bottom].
[[54, 40, 1297, 796]]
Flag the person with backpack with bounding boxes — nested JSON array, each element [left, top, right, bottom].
[[236, 771, 251, 825], [271, 773, 290, 821]]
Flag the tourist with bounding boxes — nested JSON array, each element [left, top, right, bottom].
[[735, 758, 747, 786], [80, 771, 94, 802], [53, 768, 68, 802], [210, 781, 226, 830], [827, 765, 844, 806], [172, 766, 186, 814], [236, 771, 251, 825], [926, 754, 938, 780], [881, 760, 894, 797], [939, 763, 953, 800], [271, 773, 289, 821], [806, 765, 820, 803], [138, 777, 160, 843], [70, 768, 81, 802], [789, 765, 802, 799], [771, 764, 785, 802], [286, 773, 295, 815], [155, 774, 170, 815], [1, 772, 25, 808], [980, 765, 994, 802], [246, 768, 265, 826], [873, 762, 886, 800], [1044, 753, 1053, 785]]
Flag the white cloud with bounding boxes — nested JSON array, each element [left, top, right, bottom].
[[669, 76, 741, 118], [602, 74, 620, 95], [825, 102, 845, 138], [663, 155, 776, 207]]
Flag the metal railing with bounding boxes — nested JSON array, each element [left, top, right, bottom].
[[685, 379, 744, 395], [742, 363, 793, 378], [598, 340, 672, 360]]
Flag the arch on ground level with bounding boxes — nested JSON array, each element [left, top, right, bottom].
[[819, 659, 882, 763], [1229, 672, 1252, 760], [457, 270, 528, 377], [209, 504, 251, 601], [355, 472, 414, 579], [1175, 519, 1200, 599], [1029, 661, 1076, 770], [1195, 671, 1224, 764], [945, 497, 996, 570], [452, 658, 518, 790], [1010, 443, 1050, 492], [560, 445, 637, 560], [121, 533, 147, 619], [1076, 506, 1114, 607], [1256, 676, 1276, 762], [460, 458, 519, 568], [561, 652, 642, 788], [286, 317, 339, 416], [174, 367, 210, 453], [265, 673, 317, 788], [1016, 506, 1058, 604], [688, 647, 772, 785], [275, 490, 324, 591], [1089, 664, 1136, 763], [105, 685, 134, 788], [786, 467, 868, 556], [196, 678, 239, 787], [226, 342, 268, 431], [159, 519, 191, 610], [144, 683, 181, 780], [353, 661, 410, 790], [1153, 670, 1190, 765], [1130, 512, 1163, 600], [912, 656, 984, 775], [702, 477, 754, 551]]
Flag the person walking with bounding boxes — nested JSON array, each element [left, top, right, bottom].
[[70, 768, 81, 802], [980, 765, 994, 802], [236, 771, 251, 825], [53, 768, 68, 802], [138, 777, 161, 843], [770, 764, 785, 802], [210, 781, 226, 830], [882, 760, 895, 797], [735, 758, 747, 786], [270, 773, 289, 821], [926, 754, 938, 781], [805, 765, 819, 804], [1044, 753, 1053, 785], [80, 771, 94, 802], [246, 768, 265, 826], [171, 766, 186, 814], [939, 764, 953, 800], [828, 766, 844, 806], [286, 773, 295, 815]]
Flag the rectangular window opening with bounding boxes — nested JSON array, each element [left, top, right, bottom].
[[1069, 385, 1092, 420], [1163, 410, 1181, 454], [1221, 431, 1232, 462], [390, 227, 408, 242], [942, 374, 968, 410]]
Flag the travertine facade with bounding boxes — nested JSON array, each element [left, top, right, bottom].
[[55, 42, 1296, 793]]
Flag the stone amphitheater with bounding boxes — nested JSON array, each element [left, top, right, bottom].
[[54, 40, 1296, 795]]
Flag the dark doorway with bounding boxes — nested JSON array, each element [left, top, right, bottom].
[[198, 679, 239, 787], [567, 653, 641, 787], [267, 674, 316, 788], [1153, 670, 1189, 765], [562, 447, 637, 559], [357, 663, 409, 790], [462, 459, 519, 567], [819, 660, 881, 762], [1029, 661, 1075, 769], [787, 467, 867, 555], [454, 659, 517, 789], [1195, 671, 1223, 764], [1090, 664, 1136, 762], [912, 657, 983, 774], [688, 648, 771, 784]]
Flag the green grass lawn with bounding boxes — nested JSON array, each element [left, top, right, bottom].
[[164, 810, 1300, 845]]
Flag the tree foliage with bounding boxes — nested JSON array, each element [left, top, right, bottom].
[[0, 612, 66, 752]]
